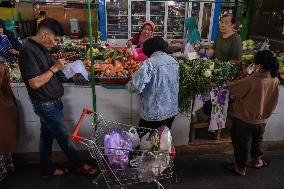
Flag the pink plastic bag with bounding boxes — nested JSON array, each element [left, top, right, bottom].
[[134, 48, 148, 61]]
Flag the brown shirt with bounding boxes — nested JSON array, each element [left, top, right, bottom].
[[0, 64, 19, 154], [228, 72, 280, 124]]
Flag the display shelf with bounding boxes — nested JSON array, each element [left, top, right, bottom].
[[108, 15, 128, 17], [167, 2, 186, 40], [108, 32, 128, 34], [107, 23, 127, 25], [169, 16, 184, 18], [106, 0, 128, 39], [104, 1, 215, 42]]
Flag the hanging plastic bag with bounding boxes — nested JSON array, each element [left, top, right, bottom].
[[183, 43, 198, 60], [104, 129, 133, 173], [184, 42, 195, 54], [259, 39, 270, 51]]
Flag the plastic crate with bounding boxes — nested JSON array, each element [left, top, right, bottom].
[[73, 73, 89, 85], [97, 76, 129, 85]]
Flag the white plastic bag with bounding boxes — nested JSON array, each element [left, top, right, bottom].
[[159, 127, 172, 153], [184, 42, 195, 54], [183, 43, 198, 60], [125, 127, 140, 149], [140, 133, 153, 150]]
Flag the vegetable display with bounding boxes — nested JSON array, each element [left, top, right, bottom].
[[178, 59, 239, 115]]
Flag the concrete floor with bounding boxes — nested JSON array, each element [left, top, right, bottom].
[[1, 151, 284, 189]]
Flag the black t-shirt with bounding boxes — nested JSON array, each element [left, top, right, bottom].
[[19, 38, 64, 101]]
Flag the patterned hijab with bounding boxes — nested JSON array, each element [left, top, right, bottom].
[[138, 21, 155, 48]]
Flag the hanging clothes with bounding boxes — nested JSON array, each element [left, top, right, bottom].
[[208, 86, 229, 131]]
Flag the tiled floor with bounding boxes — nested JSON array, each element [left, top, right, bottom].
[[1, 151, 284, 189]]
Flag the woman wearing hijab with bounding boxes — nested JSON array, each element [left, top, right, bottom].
[[171, 17, 201, 55], [127, 21, 155, 61], [0, 63, 19, 182], [184, 17, 201, 47], [128, 21, 155, 48]]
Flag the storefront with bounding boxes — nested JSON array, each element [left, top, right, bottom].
[[99, 0, 221, 46]]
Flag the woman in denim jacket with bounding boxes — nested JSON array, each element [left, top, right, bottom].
[[128, 36, 179, 132]]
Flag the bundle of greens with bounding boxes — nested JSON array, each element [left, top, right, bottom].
[[178, 59, 239, 115]]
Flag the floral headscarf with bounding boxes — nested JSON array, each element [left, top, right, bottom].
[[138, 21, 155, 48]]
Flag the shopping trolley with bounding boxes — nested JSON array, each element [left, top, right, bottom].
[[72, 109, 176, 189]]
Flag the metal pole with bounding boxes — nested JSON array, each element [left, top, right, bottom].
[[87, 0, 97, 118]]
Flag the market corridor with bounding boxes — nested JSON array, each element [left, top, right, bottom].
[[0, 151, 283, 189]]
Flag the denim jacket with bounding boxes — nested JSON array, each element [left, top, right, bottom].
[[127, 51, 179, 121]]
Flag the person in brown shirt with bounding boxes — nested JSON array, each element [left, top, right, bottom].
[[0, 63, 19, 182], [226, 50, 280, 176]]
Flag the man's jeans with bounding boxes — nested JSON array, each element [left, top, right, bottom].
[[32, 99, 82, 176]]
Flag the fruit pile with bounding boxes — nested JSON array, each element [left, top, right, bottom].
[[86, 48, 140, 78], [50, 43, 86, 61], [52, 51, 82, 61], [96, 59, 139, 77]]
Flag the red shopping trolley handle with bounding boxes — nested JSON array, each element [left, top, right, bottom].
[[170, 147, 176, 157], [72, 109, 94, 142]]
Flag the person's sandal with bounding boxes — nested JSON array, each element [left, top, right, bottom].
[[76, 164, 96, 176], [252, 159, 270, 169], [41, 168, 69, 178]]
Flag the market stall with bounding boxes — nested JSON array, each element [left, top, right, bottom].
[[1, 0, 284, 153], [9, 82, 284, 154], [3, 1, 284, 188], [11, 83, 191, 153]]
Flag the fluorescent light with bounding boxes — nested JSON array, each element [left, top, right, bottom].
[[168, 1, 175, 6]]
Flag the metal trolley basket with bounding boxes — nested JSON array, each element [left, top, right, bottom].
[[72, 109, 176, 189]]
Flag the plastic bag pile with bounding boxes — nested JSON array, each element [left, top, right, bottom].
[[103, 126, 173, 182]]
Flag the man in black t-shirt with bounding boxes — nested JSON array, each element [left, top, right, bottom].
[[19, 18, 95, 177]]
